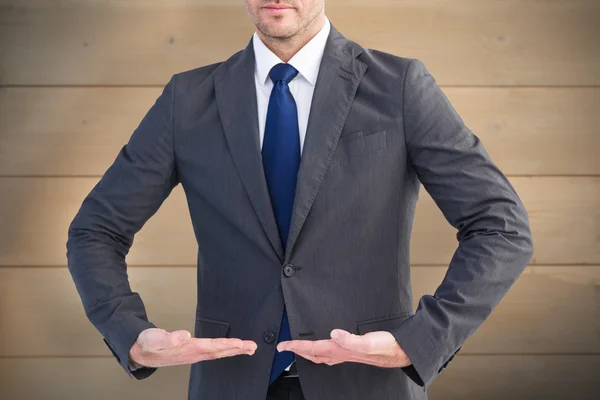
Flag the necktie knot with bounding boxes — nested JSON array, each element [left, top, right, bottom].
[[269, 63, 298, 84]]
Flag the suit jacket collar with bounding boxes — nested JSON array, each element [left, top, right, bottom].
[[214, 23, 368, 264]]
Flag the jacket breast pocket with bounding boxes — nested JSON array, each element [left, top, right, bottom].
[[333, 129, 387, 165], [195, 316, 230, 338]]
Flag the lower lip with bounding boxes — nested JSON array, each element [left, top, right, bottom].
[[263, 7, 293, 14]]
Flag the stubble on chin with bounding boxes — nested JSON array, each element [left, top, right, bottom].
[[255, 16, 301, 41]]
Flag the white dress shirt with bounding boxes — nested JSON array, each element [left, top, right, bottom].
[[252, 18, 331, 372], [253, 17, 331, 157]]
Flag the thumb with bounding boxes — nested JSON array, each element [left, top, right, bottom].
[[169, 330, 192, 346], [330, 329, 368, 352], [330, 329, 352, 348]]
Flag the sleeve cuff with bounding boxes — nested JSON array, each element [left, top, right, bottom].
[[390, 311, 462, 390], [127, 358, 158, 379], [128, 358, 145, 371], [102, 316, 158, 380]]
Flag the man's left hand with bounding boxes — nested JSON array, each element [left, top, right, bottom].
[[276, 329, 411, 368]]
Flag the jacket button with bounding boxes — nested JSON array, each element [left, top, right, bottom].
[[264, 331, 275, 344], [283, 264, 295, 277]]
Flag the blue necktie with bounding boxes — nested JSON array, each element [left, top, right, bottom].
[[261, 63, 300, 385]]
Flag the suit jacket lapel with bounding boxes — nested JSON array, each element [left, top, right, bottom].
[[284, 25, 368, 261], [214, 39, 285, 262], [214, 24, 367, 265]]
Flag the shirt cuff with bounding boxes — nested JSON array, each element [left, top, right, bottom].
[[128, 358, 145, 371]]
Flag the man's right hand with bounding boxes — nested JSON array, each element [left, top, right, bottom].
[[129, 328, 258, 368]]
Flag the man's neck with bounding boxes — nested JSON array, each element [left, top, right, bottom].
[[256, 15, 326, 62]]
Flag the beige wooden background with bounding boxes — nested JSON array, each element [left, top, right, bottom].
[[0, 0, 598, 399]]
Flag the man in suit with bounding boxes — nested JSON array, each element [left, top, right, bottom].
[[66, 0, 534, 399]]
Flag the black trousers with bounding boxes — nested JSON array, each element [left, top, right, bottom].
[[266, 376, 305, 400]]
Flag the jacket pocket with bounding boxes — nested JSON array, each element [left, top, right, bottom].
[[337, 129, 387, 157], [195, 316, 230, 338], [356, 311, 412, 335]]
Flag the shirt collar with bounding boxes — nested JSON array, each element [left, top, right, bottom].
[[253, 17, 331, 86]]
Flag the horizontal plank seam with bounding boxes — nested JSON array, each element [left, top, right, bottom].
[[1, 174, 599, 179], [1, 264, 599, 269], [2, 84, 600, 89], [1, 353, 599, 359]]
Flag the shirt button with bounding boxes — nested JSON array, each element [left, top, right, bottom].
[[264, 331, 275, 344], [283, 264, 295, 277]]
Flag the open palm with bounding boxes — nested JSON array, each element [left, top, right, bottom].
[[277, 329, 412, 368], [129, 328, 257, 368]]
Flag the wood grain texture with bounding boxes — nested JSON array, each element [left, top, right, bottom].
[[0, 355, 598, 400], [1, 86, 598, 176], [0, 177, 598, 266], [413, 177, 600, 265], [0, 1, 598, 85], [0, 266, 597, 357], [0, 358, 191, 400], [0, 87, 161, 177], [429, 355, 600, 400]]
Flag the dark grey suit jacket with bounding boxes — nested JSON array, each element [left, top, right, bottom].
[[66, 23, 533, 400]]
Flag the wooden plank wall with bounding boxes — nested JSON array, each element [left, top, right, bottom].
[[0, 1, 598, 399]]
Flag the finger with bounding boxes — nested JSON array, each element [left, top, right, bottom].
[[145, 328, 175, 350], [169, 330, 193, 346], [153, 330, 192, 351], [194, 338, 256, 353], [280, 338, 386, 367], [277, 339, 328, 354], [145, 339, 255, 366], [197, 345, 255, 361], [280, 339, 348, 360], [188, 339, 257, 361], [280, 342, 382, 367], [195, 338, 255, 354], [284, 340, 351, 362], [330, 329, 377, 354], [172, 330, 192, 342], [290, 347, 386, 368], [291, 350, 343, 366], [176, 346, 252, 364]]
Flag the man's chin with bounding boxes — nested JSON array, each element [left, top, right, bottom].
[[257, 21, 299, 39]]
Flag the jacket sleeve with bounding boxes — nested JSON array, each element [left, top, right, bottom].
[[66, 73, 179, 380], [391, 59, 534, 389]]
